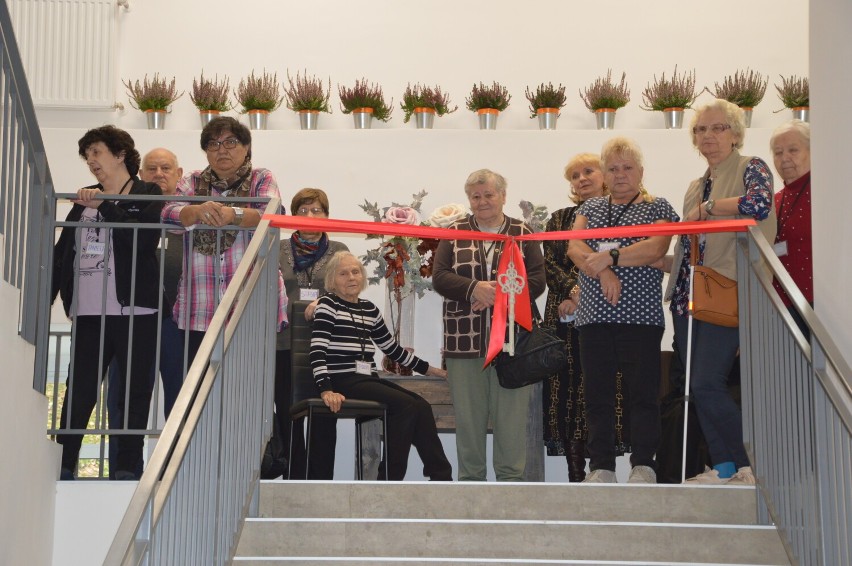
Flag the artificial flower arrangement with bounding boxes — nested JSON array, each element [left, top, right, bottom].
[[518, 200, 549, 233]]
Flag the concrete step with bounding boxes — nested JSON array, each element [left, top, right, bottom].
[[234, 481, 790, 566], [256, 481, 761, 524]]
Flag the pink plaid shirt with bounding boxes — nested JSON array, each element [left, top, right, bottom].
[[162, 168, 287, 332]]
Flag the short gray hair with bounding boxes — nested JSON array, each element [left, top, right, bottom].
[[323, 251, 368, 296], [770, 119, 810, 150], [690, 99, 746, 150], [464, 168, 507, 197]]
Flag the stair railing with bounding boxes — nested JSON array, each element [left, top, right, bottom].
[[737, 226, 851, 566]]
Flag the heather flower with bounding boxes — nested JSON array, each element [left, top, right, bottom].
[[235, 69, 284, 113], [285, 70, 332, 113], [123, 74, 184, 111], [465, 81, 511, 112], [339, 78, 393, 122], [711, 69, 768, 108], [641, 66, 697, 111], [190, 71, 231, 112], [775, 75, 809, 108], [579, 70, 630, 112], [400, 83, 458, 123], [524, 82, 567, 118]]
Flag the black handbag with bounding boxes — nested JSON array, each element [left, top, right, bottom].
[[493, 321, 567, 389]]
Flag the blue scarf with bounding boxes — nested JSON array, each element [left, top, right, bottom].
[[291, 232, 329, 272]]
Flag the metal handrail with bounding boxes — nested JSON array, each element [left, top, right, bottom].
[[0, 0, 56, 391], [103, 197, 280, 565], [738, 226, 851, 566]]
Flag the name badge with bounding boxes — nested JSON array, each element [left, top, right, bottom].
[[773, 241, 789, 257], [598, 241, 620, 252], [86, 242, 105, 255], [300, 288, 319, 301], [355, 360, 372, 375]]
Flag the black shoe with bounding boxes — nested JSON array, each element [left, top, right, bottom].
[[59, 467, 75, 481]]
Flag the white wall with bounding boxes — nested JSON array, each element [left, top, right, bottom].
[[811, 0, 852, 353]]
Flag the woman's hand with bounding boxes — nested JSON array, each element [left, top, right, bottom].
[[304, 299, 319, 321], [471, 281, 497, 311], [583, 250, 615, 277], [426, 365, 448, 379], [599, 269, 621, 306], [194, 202, 235, 227], [320, 390, 346, 413], [558, 296, 579, 318], [72, 188, 103, 209], [685, 203, 705, 222]]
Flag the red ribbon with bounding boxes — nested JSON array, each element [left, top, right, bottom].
[[265, 214, 756, 366]]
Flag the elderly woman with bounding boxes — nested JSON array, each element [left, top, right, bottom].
[[542, 153, 609, 482], [162, 116, 286, 362], [568, 137, 678, 484], [664, 99, 776, 484], [770, 120, 812, 335], [52, 126, 163, 480], [432, 169, 546, 482], [310, 252, 452, 481], [276, 188, 349, 479]]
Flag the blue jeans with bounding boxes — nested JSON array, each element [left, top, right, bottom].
[[672, 313, 749, 469]]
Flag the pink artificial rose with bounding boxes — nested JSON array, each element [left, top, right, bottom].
[[383, 206, 420, 225], [427, 203, 468, 228]]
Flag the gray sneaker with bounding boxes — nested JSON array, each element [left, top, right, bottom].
[[628, 465, 657, 484], [582, 469, 617, 483]]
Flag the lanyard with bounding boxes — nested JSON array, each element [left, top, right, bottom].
[[776, 180, 809, 235], [607, 191, 641, 228], [344, 299, 369, 360]]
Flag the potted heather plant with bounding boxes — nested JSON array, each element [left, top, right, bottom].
[[400, 83, 457, 129], [641, 66, 697, 129], [579, 70, 630, 130], [284, 70, 332, 130], [234, 69, 284, 130], [338, 78, 393, 129], [465, 81, 511, 130], [123, 73, 184, 130], [190, 71, 231, 127], [775, 74, 810, 122], [710, 69, 768, 127], [524, 82, 567, 130]]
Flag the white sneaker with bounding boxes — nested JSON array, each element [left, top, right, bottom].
[[582, 469, 617, 483], [727, 466, 756, 485], [628, 465, 657, 484], [684, 467, 730, 485]]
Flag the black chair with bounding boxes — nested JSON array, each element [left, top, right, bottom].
[[288, 300, 389, 480]]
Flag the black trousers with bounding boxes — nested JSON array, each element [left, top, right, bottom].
[[579, 323, 663, 472], [333, 375, 453, 481], [275, 349, 337, 479], [58, 314, 158, 475]]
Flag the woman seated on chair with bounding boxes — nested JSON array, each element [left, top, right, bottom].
[[310, 251, 453, 481]]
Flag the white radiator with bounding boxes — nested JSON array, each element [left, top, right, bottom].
[[8, 0, 119, 109]]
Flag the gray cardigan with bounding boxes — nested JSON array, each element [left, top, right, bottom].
[[276, 236, 349, 350]]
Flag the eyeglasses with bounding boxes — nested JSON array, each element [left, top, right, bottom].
[[205, 138, 240, 152], [297, 207, 326, 216], [692, 123, 731, 135]]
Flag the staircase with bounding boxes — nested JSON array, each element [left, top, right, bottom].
[[234, 481, 790, 565]]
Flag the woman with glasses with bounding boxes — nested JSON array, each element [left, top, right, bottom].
[[661, 99, 776, 484], [162, 116, 286, 364], [275, 188, 349, 478]]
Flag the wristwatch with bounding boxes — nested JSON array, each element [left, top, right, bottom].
[[609, 248, 620, 266], [232, 207, 244, 226], [704, 199, 716, 217]]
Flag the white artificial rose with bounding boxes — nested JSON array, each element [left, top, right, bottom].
[[427, 203, 468, 228]]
